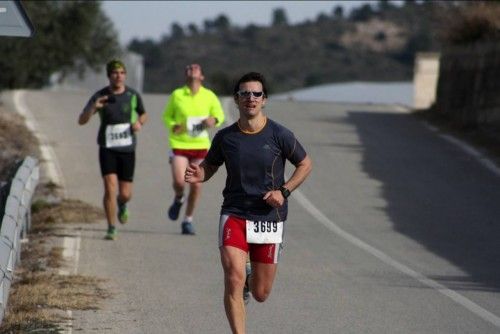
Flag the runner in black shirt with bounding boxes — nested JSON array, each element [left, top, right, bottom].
[[78, 59, 147, 240], [185, 72, 312, 334]]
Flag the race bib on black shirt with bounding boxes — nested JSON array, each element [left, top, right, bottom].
[[105, 123, 132, 148]]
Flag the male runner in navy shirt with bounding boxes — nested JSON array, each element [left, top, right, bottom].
[[185, 72, 312, 334]]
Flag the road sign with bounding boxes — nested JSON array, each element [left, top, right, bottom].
[[0, 0, 34, 37]]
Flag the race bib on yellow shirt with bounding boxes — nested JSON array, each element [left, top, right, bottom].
[[105, 123, 132, 148], [186, 116, 209, 138], [246, 220, 283, 244]]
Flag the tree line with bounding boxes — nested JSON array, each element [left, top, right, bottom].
[[0, 1, 119, 90], [128, 0, 453, 94], [0, 1, 497, 94]]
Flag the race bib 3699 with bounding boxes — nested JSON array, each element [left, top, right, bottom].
[[246, 220, 283, 244]]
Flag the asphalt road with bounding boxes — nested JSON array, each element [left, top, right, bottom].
[[4, 90, 500, 333]]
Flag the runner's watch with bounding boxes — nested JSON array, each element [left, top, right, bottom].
[[279, 186, 291, 198]]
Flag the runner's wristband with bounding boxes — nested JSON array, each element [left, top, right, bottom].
[[279, 186, 291, 198]]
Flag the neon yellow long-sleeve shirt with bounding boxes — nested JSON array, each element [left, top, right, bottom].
[[162, 85, 225, 149]]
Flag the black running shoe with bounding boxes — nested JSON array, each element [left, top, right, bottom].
[[168, 197, 184, 220]]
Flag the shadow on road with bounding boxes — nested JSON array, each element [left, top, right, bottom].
[[347, 110, 500, 292]]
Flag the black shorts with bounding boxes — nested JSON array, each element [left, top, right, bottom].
[[99, 147, 135, 182]]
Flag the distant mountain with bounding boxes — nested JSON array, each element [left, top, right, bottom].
[[128, 1, 459, 95]]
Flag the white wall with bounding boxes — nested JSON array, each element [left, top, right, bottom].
[[413, 52, 440, 110]]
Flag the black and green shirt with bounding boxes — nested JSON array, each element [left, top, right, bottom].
[[86, 86, 145, 152]]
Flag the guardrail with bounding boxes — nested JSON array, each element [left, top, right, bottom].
[[0, 156, 39, 324]]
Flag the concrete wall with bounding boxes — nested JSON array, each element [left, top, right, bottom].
[[49, 52, 144, 93], [413, 52, 440, 110], [435, 42, 500, 126]]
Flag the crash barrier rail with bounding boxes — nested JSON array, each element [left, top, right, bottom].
[[0, 156, 39, 324]]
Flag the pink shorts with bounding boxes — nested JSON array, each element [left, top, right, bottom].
[[218, 215, 283, 264]]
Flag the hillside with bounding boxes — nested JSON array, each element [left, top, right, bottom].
[[128, 1, 459, 94]]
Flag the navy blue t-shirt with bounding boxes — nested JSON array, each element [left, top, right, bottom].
[[205, 118, 307, 222]]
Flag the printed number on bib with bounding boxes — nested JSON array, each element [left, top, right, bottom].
[[246, 220, 283, 244], [186, 116, 209, 138], [105, 123, 132, 148]]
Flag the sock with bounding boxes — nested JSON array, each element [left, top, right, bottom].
[[175, 194, 185, 203], [117, 196, 126, 207], [184, 216, 193, 223]]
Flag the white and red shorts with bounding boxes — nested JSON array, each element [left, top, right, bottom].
[[218, 215, 284, 264]]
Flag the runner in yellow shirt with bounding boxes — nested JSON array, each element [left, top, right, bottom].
[[162, 64, 225, 235]]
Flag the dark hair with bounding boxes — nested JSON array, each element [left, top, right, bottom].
[[233, 72, 268, 97], [106, 59, 126, 77], [185, 63, 204, 76]]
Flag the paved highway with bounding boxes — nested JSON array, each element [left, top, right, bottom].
[[4, 90, 500, 333]]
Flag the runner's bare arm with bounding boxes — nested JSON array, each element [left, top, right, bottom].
[[263, 155, 312, 207], [283, 155, 312, 192], [185, 160, 219, 183], [78, 96, 107, 125], [132, 112, 148, 132]]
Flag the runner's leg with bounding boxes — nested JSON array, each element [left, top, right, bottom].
[[117, 151, 134, 204], [185, 158, 203, 218], [220, 245, 248, 334], [249, 262, 278, 303], [171, 155, 189, 228], [118, 181, 133, 204], [171, 155, 189, 197], [103, 174, 118, 226], [186, 179, 202, 217]]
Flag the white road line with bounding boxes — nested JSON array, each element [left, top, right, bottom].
[[224, 100, 500, 328], [12, 90, 79, 334], [58, 233, 81, 334], [63, 310, 73, 334], [15, 93, 498, 327], [390, 104, 411, 113], [423, 123, 500, 177], [13, 90, 67, 195], [60, 233, 81, 275], [291, 190, 500, 328]]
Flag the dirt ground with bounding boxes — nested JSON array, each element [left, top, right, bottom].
[[0, 103, 107, 332], [0, 105, 39, 181]]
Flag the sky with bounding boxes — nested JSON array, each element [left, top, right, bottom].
[[102, 1, 370, 46]]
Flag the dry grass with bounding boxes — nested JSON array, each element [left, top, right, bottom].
[[1, 271, 109, 332], [0, 106, 40, 180], [47, 247, 64, 269], [31, 197, 105, 232], [14, 273, 109, 311], [0, 95, 111, 332], [0, 230, 110, 332], [0, 184, 109, 331], [0, 311, 62, 333]]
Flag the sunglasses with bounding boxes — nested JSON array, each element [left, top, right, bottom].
[[237, 91, 264, 98]]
